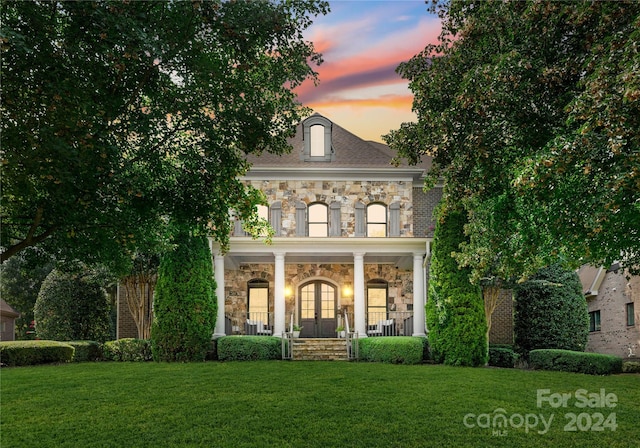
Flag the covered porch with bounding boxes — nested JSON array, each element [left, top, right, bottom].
[[210, 237, 429, 339]]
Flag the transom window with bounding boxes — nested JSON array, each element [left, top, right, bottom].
[[367, 203, 387, 237], [308, 202, 328, 237]]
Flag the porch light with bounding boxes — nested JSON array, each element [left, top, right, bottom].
[[342, 283, 352, 297], [284, 286, 293, 298]]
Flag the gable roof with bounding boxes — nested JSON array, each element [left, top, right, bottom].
[[245, 113, 432, 172], [0, 299, 20, 318]]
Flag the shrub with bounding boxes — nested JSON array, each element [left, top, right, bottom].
[[622, 361, 640, 374], [103, 339, 152, 362], [514, 264, 588, 358], [217, 336, 282, 361], [34, 267, 112, 342], [529, 349, 623, 375], [68, 341, 102, 362], [426, 206, 487, 367], [0, 340, 74, 366], [358, 337, 424, 365], [151, 232, 217, 362], [488, 345, 518, 368]]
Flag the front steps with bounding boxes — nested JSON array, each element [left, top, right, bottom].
[[291, 338, 349, 361]]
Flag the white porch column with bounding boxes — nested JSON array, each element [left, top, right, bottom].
[[273, 251, 286, 337], [412, 252, 427, 337], [213, 253, 226, 338], [353, 252, 368, 337]]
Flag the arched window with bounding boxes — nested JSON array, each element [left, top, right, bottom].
[[308, 202, 328, 237], [367, 203, 387, 237], [310, 124, 325, 157]]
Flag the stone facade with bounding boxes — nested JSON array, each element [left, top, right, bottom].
[[586, 270, 640, 358], [246, 179, 416, 237]]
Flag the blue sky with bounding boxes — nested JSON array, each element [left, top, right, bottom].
[[296, 1, 442, 142]]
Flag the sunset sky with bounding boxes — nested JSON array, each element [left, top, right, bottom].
[[296, 1, 442, 142]]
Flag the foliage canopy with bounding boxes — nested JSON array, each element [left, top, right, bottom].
[[1, 0, 328, 269], [386, 0, 640, 279]]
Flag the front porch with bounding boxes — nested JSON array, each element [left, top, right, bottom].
[[211, 237, 429, 339]]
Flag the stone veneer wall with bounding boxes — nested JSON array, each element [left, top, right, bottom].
[[224, 262, 416, 332], [246, 180, 415, 237], [586, 270, 640, 358]]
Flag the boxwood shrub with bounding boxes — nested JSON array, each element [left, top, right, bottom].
[[488, 344, 519, 368], [217, 336, 282, 361], [68, 341, 102, 362], [529, 349, 622, 375], [622, 361, 640, 374], [358, 337, 425, 365], [103, 339, 152, 362], [0, 340, 74, 367]]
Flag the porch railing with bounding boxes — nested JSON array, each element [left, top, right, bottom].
[[224, 312, 273, 336], [366, 311, 414, 337]]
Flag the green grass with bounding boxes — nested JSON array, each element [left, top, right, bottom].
[[1, 362, 638, 447]]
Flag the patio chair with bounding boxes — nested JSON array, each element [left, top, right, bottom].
[[368, 319, 394, 336], [245, 319, 272, 336]]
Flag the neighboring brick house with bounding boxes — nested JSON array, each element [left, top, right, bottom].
[[1, 299, 20, 341], [117, 113, 514, 342], [579, 265, 640, 358]]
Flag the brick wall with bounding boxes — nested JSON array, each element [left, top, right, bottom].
[[413, 186, 443, 238], [586, 270, 640, 358], [117, 285, 139, 339], [489, 289, 514, 345]]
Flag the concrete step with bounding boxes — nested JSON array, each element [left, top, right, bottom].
[[291, 338, 349, 361]]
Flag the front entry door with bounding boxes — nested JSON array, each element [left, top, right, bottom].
[[299, 281, 336, 338]]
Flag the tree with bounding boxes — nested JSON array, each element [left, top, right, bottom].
[[121, 252, 159, 340], [0, 247, 54, 339], [426, 204, 487, 367], [1, 0, 328, 268], [151, 231, 216, 362], [385, 0, 640, 279], [514, 264, 589, 358], [34, 266, 113, 342]]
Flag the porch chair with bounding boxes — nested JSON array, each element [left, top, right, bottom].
[[245, 319, 272, 336], [368, 319, 395, 336]]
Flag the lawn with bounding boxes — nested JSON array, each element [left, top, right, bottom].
[[1, 361, 638, 447]]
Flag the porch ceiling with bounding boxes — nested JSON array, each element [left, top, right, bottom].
[[213, 237, 431, 271]]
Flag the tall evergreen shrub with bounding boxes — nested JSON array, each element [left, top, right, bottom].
[[514, 264, 588, 357], [426, 206, 487, 366], [151, 232, 217, 362], [34, 268, 111, 342]]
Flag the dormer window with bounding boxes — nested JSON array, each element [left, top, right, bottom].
[[302, 114, 334, 162]]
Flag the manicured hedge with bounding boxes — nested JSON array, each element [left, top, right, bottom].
[[622, 361, 640, 374], [488, 345, 518, 368], [0, 340, 74, 367], [529, 349, 622, 375], [358, 337, 425, 365], [68, 341, 102, 362], [103, 339, 152, 362], [217, 336, 282, 361]]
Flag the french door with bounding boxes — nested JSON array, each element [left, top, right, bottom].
[[299, 281, 337, 338]]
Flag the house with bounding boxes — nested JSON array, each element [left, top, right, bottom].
[[0, 298, 20, 341], [579, 265, 640, 358], [117, 113, 515, 342]]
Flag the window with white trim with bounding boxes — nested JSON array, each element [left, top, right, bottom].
[[308, 202, 328, 237], [367, 203, 387, 237]]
